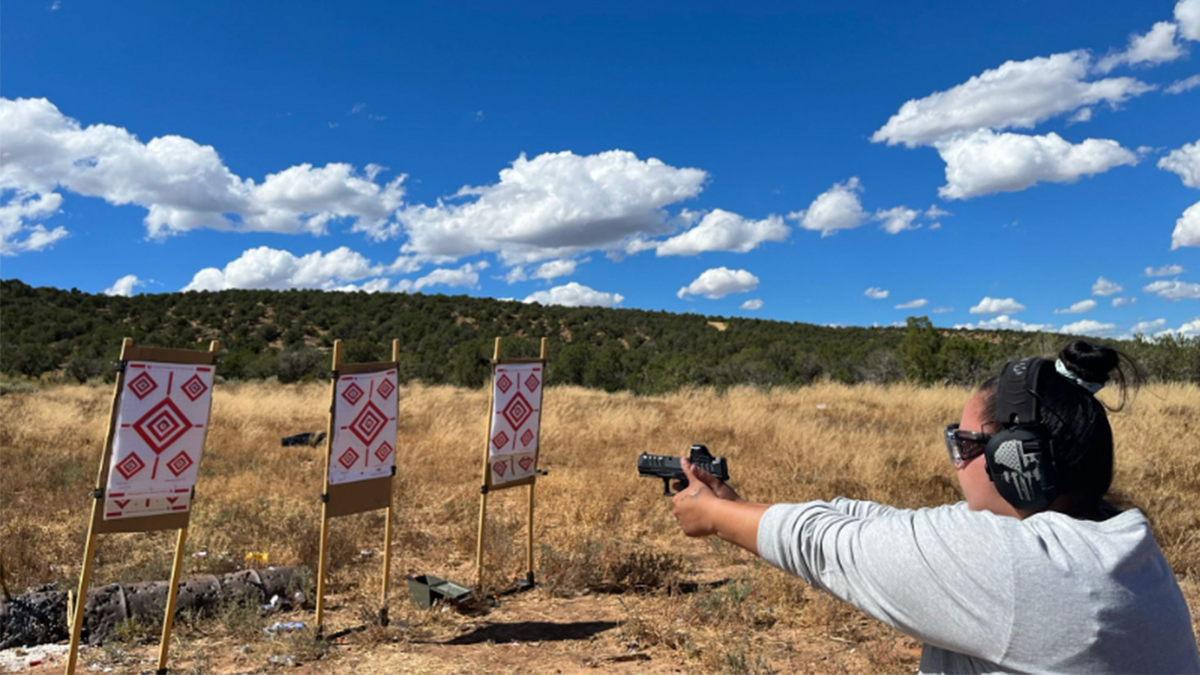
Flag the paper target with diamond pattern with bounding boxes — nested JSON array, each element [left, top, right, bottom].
[[105, 361, 214, 520], [489, 363, 543, 486], [329, 369, 398, 485]]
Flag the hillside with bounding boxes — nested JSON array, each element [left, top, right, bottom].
[[1, 279, 1197, 391]]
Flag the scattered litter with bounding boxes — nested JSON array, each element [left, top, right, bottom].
[[245, 551, 269, 566], [816, 403, 827, 410], [0, 644, 71, 673], [263, 621, 305, 636], [262, 594, 283, 613], [267, 654, 298, 667], [358, 549, 376, 558], [193, 551, 209, 559], [236, 645, 250, 654]]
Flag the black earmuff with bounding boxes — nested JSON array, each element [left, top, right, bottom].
[[983, 358, 1058, 511]]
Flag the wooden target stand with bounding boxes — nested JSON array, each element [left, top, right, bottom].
[[474, 337, 548, 590], [65, 338, 219, 675], [314, 339, 400, 633]]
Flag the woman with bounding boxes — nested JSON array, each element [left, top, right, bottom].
[[670, 340, 1199, 673]]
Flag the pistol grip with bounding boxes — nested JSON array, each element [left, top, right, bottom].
[[661, 477, 674, 497]]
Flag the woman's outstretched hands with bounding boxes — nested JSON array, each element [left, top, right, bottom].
[[673, 457, 741, 502], [672, 458, 737, 537]]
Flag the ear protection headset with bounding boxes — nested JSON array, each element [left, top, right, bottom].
[[984, 357, 1058, 511]]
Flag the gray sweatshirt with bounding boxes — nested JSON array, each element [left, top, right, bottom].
[[756, 498, 1200, 674]]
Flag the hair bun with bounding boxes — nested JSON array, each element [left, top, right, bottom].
[[1059, 340, 1117, 386]]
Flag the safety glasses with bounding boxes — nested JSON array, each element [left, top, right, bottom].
[[944, 424, 990, 467]]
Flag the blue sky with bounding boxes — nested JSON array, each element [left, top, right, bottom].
[[3, 1, 1199, 337]]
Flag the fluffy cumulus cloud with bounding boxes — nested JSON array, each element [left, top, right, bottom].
[[677, 267, 759, 300], [1112, 296, 1137, 307], [740, 298, 764, 310], [395, 150, 707, 264], [1178, 317, 1200, 336], [789, 177, 868, 236], [1131, 318, 1168, 335], [970, 297, 1026, 315], [183, 246, 383, 291], [0, 98, 405, 249], [1160, 140, 1200, 189], [870, 51, 1153, 148], [1096, 21, 1187, 73], [653, 209, 788, 256], [395, 261, 489, 293], [0, 191, 67, 255], [523, 282, 624, 308], [1092, 276, 1124, 296], [864, 287, 889, 300], [895, 298, 928, 309], [1060, 319, 1119, 336], [1178, 0, 1200, 41], [1171, 201, 1200, 249], [103, 274, 144, 297], [954, 315, 1055, 332], [1146, 264, 1186, 277], [1054, 299, 1097, 314], [935, 130, 1137, 200], [1144, 279, 1200, 300], [875, 206, 921, 234]]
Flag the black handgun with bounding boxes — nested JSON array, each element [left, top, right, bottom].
[[638, 444, 730, 496]]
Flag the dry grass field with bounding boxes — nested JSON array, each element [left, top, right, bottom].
[[2, 381, 1198, 673]]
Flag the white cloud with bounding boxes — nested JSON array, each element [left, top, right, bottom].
[[395, 150, 706, 264], [1172, 200, 1200, 249], [969, 297, 1026, 315], [932, 306, 954, 313], [1096, 22, 1187, 73], [1092, 276, 1124, 296], [0, 97, 406, 244], [396, 261, 489, 293], [523, 282, 624, 308], [1054, 299, 1097, 314], [935, 130, 1137, 200], [654, 209, 787, 256], [870, 51, 1153, 148], [182, 246, 383, 291], [1112, 297, 1137, 307], [954, 315, 1055, 332], [1132, 318, 1168, 335], [103, 274, 144, 297], [0, 191, 67, 255], [1145, 264, 1186, 277], [875, 206, 921, 234], [1178, 317, 1200, 336], [864, 287, 889, 300], [925, 204, 951, 219], [533, 258, 580, 280], [1165, 74, 1200, 94], [1144, 279, 1200, 300], [1159, 140, 1200, 188], [740, 298, 764, 310], [1060, 319, 1118, 336], [677, 267, 759, 300], [1177, 0, 1200, 41], [895, 298, 928, 309], [788, 177, 868, 236]]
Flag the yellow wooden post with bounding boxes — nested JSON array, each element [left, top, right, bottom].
[[314, 340, 342, 632], [379, 338, 400, 626], [474, 337, 502, 589], [65, 337, 131, 675], [525, 337, 547, 585]]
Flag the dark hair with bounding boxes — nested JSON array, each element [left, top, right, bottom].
[[979, 340, 1140, 507]]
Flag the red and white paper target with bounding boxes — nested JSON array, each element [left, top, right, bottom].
[[489, 363, 543, 486], [329, 369, 398, 485], [105, 361, 214, 520]]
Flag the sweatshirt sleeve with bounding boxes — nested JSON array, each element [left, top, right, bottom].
[[827, 496, 912, 519], [756, 501, 1014, 661]]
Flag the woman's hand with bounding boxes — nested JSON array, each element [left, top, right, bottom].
[[673, 458, 741, 502], [671, 459, 721, 537]]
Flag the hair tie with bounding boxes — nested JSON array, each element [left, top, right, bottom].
[[1055, 358, 1104, 394]]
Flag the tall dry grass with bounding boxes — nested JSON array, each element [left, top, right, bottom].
[[1, 381, 1197, 672]]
